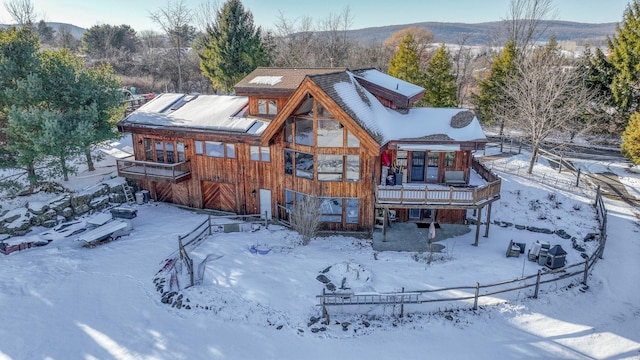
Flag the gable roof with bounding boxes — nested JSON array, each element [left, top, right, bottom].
[[117, 93, 267, 134], [308, 71, 486, 146], [234, 67, 348, 98]]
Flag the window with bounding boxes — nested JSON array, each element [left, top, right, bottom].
[[445, 152, 455, 167], [346, 155, 360, 182], [257, 99, 277, 115], [316, 102, 335, 119], [294, 118, 313, 146], [411, 152, 425, 181], [295, 152, 314, 179], [250, 146, 270, 162], [284, 149, 293, 175], [347, 130, 360, 148], [155, 141, 164, 163], [166, 142, 175, 163], [427, 153, 439, 180], [201, 141, 235, 158], [226, 143, 235, 158], [285, 118, 293, 143], [177, 142, 185, 162], [317, 120, 343, 147], [144, 139, 152, 161], [346, 199, 359, 224], [205, 142, 224, 157], [318, 154, 343, 181], [319, 198, 342, 222]]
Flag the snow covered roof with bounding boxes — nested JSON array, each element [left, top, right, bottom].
[[234, 67, 347, 96], [310, 71, 486, 146], [119, 93, 267, 134], [352, 68, 425, 98]]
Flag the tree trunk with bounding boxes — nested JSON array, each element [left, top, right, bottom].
[[528, 144, 539, 174], [60, 154, 69, 181], [27, 163, 37, 190], [85, 147, 95, 171]]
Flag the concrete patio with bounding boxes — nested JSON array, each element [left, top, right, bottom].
[[372, 222, 472, 252]]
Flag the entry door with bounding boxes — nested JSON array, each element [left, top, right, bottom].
[[410, 151, 425, 181], [259, 189, 272, 219]]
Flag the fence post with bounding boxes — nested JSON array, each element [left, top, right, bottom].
[[558, 153, 563, 173], [400, 287, 405, 318], [534, 269, 541, 298], [207, 215, 212, 235], [576, 168, 581, 187], [473, 282, 480, 310], [582, 260, 589, 285]]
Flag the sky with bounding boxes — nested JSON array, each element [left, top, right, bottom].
[[0, 137, 638, 358], [0, 0, 632, 33]]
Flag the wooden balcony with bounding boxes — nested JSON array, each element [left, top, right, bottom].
[[375, 158, 501, 209], [116, 158, 191, 184]]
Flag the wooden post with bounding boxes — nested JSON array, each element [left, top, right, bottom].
[[207, 215, 212, 235], [534, 269, 541, 298], [483, 203, 492, 238], [558, 153, 563, 173], [576, 168, 581, 187], [582, 260, 589, 285], [474, 206, 482, 246], [473, 282, 480, 310]]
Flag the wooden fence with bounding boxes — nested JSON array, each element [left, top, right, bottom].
[[318, 190, 608, 319]]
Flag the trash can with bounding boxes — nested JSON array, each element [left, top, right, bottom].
[[135, 192, 144, 205], [140, 190, 150, 203]]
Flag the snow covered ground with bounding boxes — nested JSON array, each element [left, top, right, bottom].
[[0, 145, 638, 359]]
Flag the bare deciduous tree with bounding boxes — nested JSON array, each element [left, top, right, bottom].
[[4, 0, 36, 27], [503, 0, 557, 51], [150, 0, 195, 93], [498, 52, 595, 174], [290, 195, 320, 246], [453, 34, 476, 107]]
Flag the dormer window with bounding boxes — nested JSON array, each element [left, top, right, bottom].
[[258, 99, 277, 115]]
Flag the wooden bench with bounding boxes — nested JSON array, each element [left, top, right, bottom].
[[444, 170, 466, 186]]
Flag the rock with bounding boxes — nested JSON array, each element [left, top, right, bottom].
[[326, 283, 336, 292], [49, 195, 71, 213], [321, 266, 331, 274], [515, 224, 526, 230], [89, 196, 110, 210], [526, 226, 554, 234], [445, 314, 454, 321], [555, 229, 572, 239], [73, 204, 91, 215], [341, 322, 350, 331], [41, 219, 58, 228], [584, 233, 598, 242], [316, 274, 331, 284], [307, 316, 319, 327], [27, 201, 49, 216], [61, 207, 74, 219]]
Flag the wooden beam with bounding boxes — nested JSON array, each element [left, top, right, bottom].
[[484, 202, 492, 238], [474, 206, 482, 246]]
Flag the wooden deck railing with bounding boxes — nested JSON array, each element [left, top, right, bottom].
[[376, 158, 501, 207], [116, 158, 191, 183]]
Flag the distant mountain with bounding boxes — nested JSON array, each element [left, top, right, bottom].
[[345, 20, 618, 46], [0, 22, 86, 38]]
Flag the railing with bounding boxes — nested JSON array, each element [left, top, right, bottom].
[[116, 158, 191, 183], [376, 180, 501, 206], [376, 158, 501, 206]]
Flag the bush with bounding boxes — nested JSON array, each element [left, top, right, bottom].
[[290, 195, 321, 245]]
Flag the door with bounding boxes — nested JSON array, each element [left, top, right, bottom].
[[410, 151, 425, 181], [202, 181, 237, 212], [259, 189, 272, 219]]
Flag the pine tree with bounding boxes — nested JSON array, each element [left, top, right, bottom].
[[387, 34, 426, 89], [421, 44, 457, 107], [0, 27, 41, 187], [200, 0, 270, 93], [621, 112, 640, 164], [472, 38, 517, 126], [607, 0, 640, 114]]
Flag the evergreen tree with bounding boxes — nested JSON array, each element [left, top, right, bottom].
[[387, 34, 426, 89], [200, 0, 270, 93], [0, 27, 41, 187], [607, 0, 640, 114], [472, 38, 517, 126], [621, 112, 640, 164], [421, 44, 457, 107]]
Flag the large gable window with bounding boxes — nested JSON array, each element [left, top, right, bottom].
[[317, 120, 343, 147], [294, 117, 313, 146], [284, 149, 314, 179]]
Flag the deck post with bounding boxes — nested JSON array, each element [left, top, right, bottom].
[[474, 206, 482, 246], [483, 203, 492, 237], [383, 208, 388, 241]]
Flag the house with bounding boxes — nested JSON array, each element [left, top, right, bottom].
[[116, 67, 500, 240]]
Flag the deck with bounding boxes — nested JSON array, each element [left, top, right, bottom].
[[116, 158, 191, 184]]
